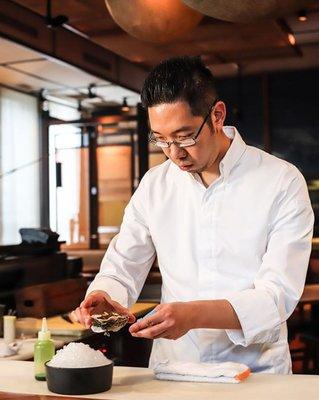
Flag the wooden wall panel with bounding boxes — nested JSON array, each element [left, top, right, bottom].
[[97, 146, 132, 227]]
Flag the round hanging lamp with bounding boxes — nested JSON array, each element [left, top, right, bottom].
[[105, 0, 203, 44], [182, 0, 312, 23]]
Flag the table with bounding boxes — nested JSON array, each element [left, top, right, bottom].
[[1, 361, 319, 400], [0, 338, 65, 361]]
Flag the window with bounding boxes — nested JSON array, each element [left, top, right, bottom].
[[0, 88, 40, 244]]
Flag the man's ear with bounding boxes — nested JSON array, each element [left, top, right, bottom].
[[212, 101, 226, 128]]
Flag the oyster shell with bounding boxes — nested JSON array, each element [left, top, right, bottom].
[[91, 311, 129, 335]]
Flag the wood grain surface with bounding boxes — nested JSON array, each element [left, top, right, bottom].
[[0, 393, 94, 400]]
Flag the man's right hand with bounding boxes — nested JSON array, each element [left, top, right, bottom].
[[71, 290, 136, 328]]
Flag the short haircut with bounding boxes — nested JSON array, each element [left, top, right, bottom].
[[141, 56, 218, 118]]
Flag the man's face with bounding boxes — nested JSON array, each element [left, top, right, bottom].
[[148, 101, 223, 173]]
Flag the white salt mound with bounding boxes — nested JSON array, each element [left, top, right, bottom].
[[47, 342, 112, 368]]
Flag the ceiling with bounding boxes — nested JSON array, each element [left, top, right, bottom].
[[0, 36, 141, 109], [1, 0, 319, 109], [10, 0, 319, 77]]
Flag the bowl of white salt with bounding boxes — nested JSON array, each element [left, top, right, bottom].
[[46, 342, 113, 395]]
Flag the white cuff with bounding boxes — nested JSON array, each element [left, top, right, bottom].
[[225, 289, 281, 347]]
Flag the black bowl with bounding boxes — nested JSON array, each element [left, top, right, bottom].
[[45, 361, 113, 395]]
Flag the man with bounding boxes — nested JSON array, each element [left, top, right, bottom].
[[74, 56, 314, 373]]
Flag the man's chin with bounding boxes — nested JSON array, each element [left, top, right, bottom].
[[172, 160, 202, 173], [189, 165, 205, 173], [180, 165, 202, 173]]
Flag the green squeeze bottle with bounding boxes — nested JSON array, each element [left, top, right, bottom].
[[34, 317, 55, 381]]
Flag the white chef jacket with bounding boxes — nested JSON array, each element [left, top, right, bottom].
[[87, 126, 314, 374]]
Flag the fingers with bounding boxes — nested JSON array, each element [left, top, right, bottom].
[[74, 293, 105, 328], [129, 314, 162, 335], [111, 300, 136, 323], [129, 313, 159, 333], [130, 321, 168, 339], [80, 290, 109, 308], [69, 310, 78, 324], [128, 303, 187, 340], [80, 297, 96, 308], [70, 307, 92, 328], [73, 291, 135, 329], [126, 313, 136, 324]]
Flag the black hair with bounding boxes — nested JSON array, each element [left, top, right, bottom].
[[141, 56, 218, 118]]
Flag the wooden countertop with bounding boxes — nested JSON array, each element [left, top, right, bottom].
[[1, 361, 319, 400], [0, 338, 65, 362]]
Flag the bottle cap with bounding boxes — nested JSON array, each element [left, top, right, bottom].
[[38, 317, 51, 341]]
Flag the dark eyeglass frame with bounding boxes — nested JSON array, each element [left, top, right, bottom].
[[148, 98, 219, 149]]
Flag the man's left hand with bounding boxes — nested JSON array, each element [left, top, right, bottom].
[[129, 302, 193, 340]]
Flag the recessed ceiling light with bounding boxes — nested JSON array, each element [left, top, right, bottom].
[[298, 9, 307, 22], [121, 97, 129, 112], [288, 33, 296, 46]]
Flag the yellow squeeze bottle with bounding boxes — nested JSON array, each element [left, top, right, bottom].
[[34, 317, 55, 381]]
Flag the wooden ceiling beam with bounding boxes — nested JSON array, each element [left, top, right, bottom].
[[84, 27, 124, 38], [276, 18, 303, 57], [203, 46, 298, 65], [0, 0, 147, 92]]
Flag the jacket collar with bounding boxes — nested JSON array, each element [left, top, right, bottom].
[[174, 126, 247, 184], [219, 126, 247, 179]]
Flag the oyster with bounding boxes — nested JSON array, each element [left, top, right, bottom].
[[91, 311, 129, 335]]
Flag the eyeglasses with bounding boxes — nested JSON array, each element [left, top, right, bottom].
[[148, 99, 218, 149]]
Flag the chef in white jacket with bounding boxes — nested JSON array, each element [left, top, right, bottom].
[[74, 56, 314, 373]]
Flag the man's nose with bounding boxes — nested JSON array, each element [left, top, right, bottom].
[[169, 143, 187, 159]]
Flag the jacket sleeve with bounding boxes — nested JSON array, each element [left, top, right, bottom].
[[86, 173, 156, 307], [225, 166, 314, 347]]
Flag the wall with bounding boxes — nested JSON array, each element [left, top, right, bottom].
[[216, 68, 319, 235]]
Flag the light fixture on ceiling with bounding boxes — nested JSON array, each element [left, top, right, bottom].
[[39, 89, 49, 111], [182, 0, 312, 23], [88, 84, 96, 99], [77, 100, 83, 112], [298, 9, 307, 22], [105, 0, 203, 44], [288, 33, 296, 46], [121, 97, 129, 112], [46, 0, 69, 28], [82, 84, 103, 105]]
